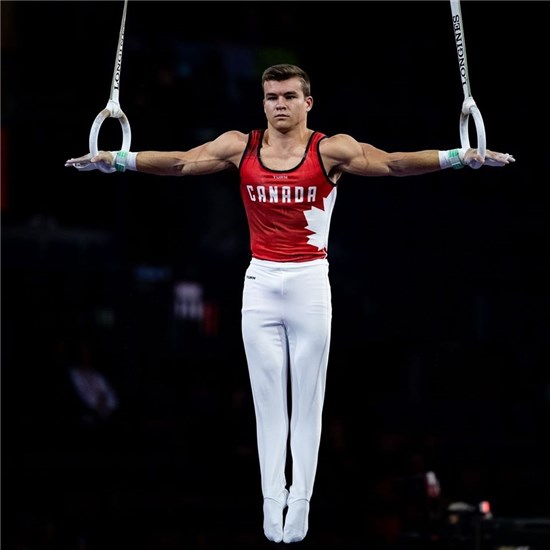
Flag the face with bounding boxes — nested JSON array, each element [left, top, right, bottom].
[[263, 77, 313, 131]]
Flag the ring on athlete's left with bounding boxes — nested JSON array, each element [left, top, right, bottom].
[[459, 96, 486, 170]]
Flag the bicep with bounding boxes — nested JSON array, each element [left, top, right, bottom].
[[181, 131, 246, 176], [323, 134, 393, 177]]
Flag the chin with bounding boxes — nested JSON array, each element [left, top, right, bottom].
[[272, 120, 292, 130]]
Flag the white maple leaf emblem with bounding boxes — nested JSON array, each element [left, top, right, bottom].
[[303, 188, 337, 250]]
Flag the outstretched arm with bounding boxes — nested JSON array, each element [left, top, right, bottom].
[[321, 134, 515, 178], [65, 130, 249, 176]]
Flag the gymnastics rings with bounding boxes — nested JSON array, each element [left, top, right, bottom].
[[450, 0, 486, 169], [88, 0, 132, 172]]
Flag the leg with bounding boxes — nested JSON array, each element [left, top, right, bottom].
[[284, 261, 332, 542], [241, 261, 290, 541]]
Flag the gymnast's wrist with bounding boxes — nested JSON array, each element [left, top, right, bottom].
[[110, 151, 138, 172], [438, 148, 466, 170]]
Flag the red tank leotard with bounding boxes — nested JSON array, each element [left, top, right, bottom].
[[239, 129, 337, 263]]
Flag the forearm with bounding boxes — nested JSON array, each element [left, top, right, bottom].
[[388, 149, 457, 176], [133, 151, 186, 176], [105, 150, 182, 175], [388, 147, 515, 175]]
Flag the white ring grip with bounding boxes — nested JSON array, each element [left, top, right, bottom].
[[459, 98, 486, 170], [89, 107, 132, 173]]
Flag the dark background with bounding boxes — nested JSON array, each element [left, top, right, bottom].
[[2, 1, 550, 549]]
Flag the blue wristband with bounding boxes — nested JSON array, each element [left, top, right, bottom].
[[114, 151, 128, 172], [448, 149, 464, 170]]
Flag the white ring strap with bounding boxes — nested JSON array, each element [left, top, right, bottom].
[[450, 0, 486, 168], [88, 0, 132, 171]]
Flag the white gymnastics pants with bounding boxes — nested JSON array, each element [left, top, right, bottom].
[[241, 257, 332, 505]]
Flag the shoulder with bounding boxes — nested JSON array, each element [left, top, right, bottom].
[[207, 130, 249, 160], [320, 133, 360, 149], [212, 130, 249, 148], [319, 133, 363, 163]]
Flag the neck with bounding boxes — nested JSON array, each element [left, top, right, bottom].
[[265, 125, 311, 146]]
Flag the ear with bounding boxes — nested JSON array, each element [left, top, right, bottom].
[[305, 96, 313, 112]]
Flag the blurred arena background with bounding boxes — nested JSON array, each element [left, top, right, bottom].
[[2, 2, 549, 548]]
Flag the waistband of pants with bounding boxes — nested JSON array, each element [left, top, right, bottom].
[[250, 257, 329, 269]]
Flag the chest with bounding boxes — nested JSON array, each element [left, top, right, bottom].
[[259, 145, 307, 171]]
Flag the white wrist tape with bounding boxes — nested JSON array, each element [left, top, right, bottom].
[[111, 151, 138, 172], [439, 148, 466, 170], [126, 152, 138, 171]]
